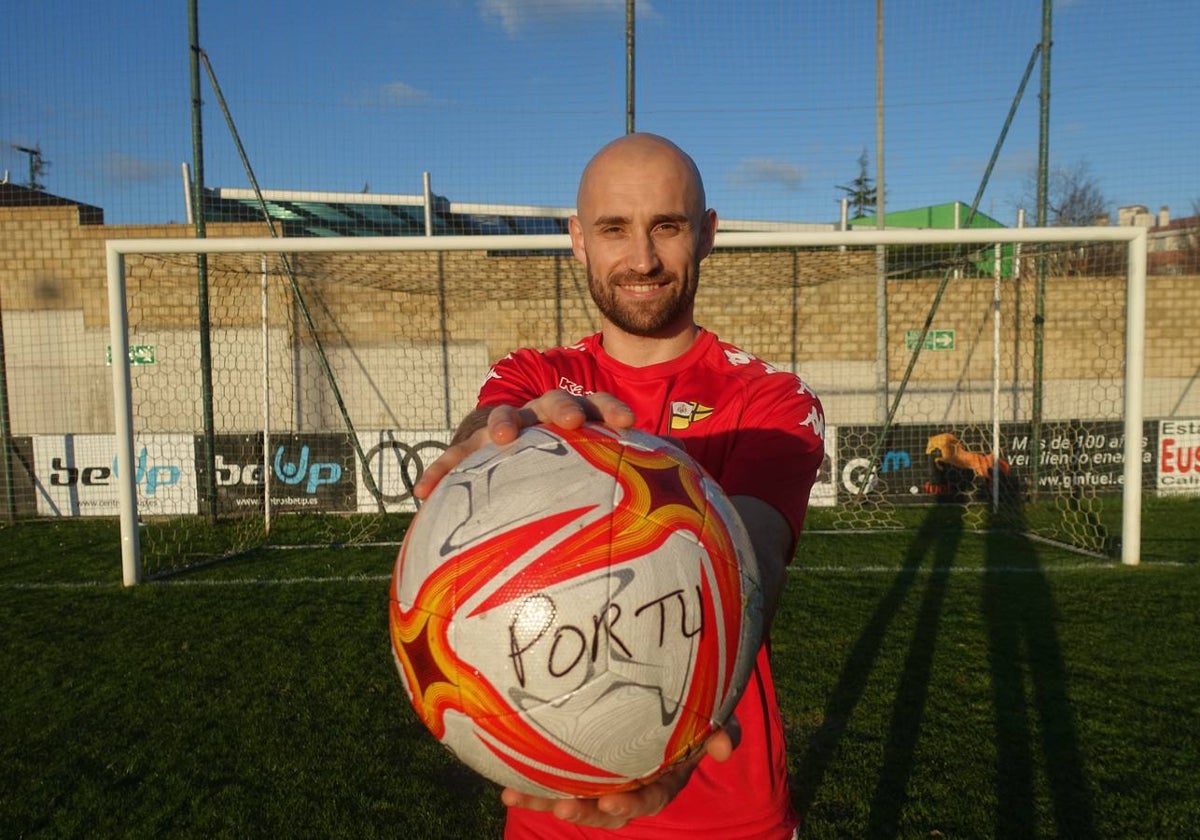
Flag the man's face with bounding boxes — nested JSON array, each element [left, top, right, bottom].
[[570, 145, 715, 338]]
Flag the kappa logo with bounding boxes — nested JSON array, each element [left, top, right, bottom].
[[723, 348, 755, 367], [482, 353, 516, 385], [557, 376, 591, 397], [670, 400, 714, 430], [800, 406, 826, 441], [723, 347, 781, 375]]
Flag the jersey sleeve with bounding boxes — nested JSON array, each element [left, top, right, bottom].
[[474, 348, 558, 409], [720, 373, 826, 550]]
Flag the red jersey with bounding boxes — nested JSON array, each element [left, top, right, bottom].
[[477, 329, 824, 840]]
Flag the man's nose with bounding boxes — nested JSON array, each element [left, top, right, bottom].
[[628, 231, 662, 275]]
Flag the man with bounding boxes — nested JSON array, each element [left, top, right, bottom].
[[413, 133, 824, 838]]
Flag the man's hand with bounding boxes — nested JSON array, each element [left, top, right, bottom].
[[500, 719, 740, 831], [413, 390, 634, 500]]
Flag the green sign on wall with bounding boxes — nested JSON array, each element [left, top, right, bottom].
[[106, 345, 157, 365], [905, 329, 955, 351]]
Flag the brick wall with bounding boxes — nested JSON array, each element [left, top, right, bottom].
[[2, 206, 1197, 434]]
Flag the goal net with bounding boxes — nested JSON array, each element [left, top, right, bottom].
[[99, 227, 1152, 582]]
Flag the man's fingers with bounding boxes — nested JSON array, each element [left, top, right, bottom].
[[532, 391, 590, 428], [594, 393, 636, 428], [598, 784, 670, 821], [514, 391, 635, 432], [412, 436, 477, 500], [499, 788, 537, 810], [499, 719, 733, 832], [704, 718, 739, 763], [485, 404, 526, 444], [416, 392, 635, 499]]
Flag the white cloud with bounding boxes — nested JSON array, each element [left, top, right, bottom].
[[480, 0, 635, 37], [728, 157, 807, 192], [347, 81, 431, 109], [945, 147, 1037, 181], [102, 152, 174, 184], [379, 81, 429, 104]]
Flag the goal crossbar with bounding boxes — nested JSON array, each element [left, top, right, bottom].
[[106, 226, 1148, 583]]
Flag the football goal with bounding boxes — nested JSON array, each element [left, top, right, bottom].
[[102, 226, 1151, 583]]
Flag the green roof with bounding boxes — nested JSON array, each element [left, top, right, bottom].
[[852, 201, 1006, 230]]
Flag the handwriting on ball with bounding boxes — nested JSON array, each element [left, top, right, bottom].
[[507, 587, 704, 688]]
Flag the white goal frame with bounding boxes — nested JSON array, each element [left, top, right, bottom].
[[107, 226, 1148, 584]]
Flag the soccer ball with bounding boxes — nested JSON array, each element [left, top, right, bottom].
[[388, 423, 763, 798]]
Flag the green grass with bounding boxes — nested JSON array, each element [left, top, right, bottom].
[[2, 499, 1198, 838]]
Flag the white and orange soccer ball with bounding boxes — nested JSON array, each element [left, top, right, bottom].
[[388, 423, 763, 798]]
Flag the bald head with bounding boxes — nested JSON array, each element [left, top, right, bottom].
[[575, 133, 708, 222], [568, 134, 716, 354]]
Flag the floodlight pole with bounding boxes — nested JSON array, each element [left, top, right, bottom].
[[1031, 0, 1053, 494], [0, 303, 15, 521], [189, 0, 219, 523], [874, 0, 889, 423], [625, 0, 636, 134]]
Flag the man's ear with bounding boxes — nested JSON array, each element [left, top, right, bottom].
[[698, 208, 718, 260], [569, 215, 588, 265]]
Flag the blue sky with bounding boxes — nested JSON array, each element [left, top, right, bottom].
[[3, 1, 1197, 226]]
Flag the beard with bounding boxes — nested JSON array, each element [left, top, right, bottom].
[[586, 265, 699, 337]]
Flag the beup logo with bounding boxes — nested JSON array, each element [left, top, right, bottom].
[[274, 445, 342, 493], [215, 446, 343, 494], [50, 447, 181, 496]]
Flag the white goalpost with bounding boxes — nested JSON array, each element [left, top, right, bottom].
[[106, 226, 1148, 584]]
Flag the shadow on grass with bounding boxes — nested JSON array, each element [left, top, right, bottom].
[[983, 502, 1098, 839], [792, 503, 963, 830], [865, 503, 962, 837], [794, 497, 1099, 838]]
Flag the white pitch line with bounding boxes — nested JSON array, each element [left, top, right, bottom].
[[5, 580, 124, 590], [6, 563, 1193, 593], [149, 574, 394, 586], [1, 574, 392, 590], [788, 562, 1189, 573]]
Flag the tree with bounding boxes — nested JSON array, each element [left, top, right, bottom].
[[1016, 160, 1108, 226], [1016, 161, 1117, 275], [836, 148, 877, 220], [1047, 162, 1108, 226]]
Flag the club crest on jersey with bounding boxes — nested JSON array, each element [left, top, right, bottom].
[[670, 401, 714, 430]]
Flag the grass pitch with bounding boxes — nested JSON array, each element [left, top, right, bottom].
[[2, 499, 1198, 838]]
